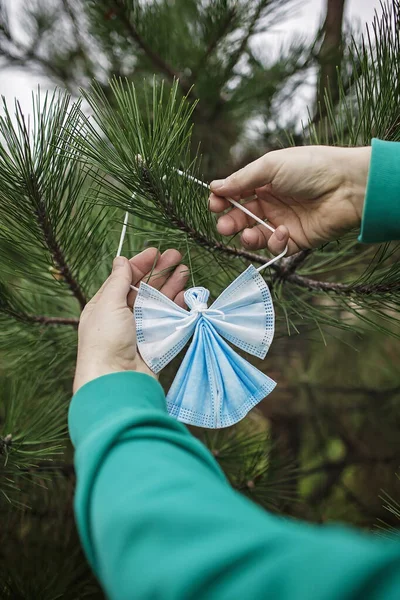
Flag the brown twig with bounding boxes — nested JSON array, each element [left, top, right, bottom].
[[33, 188, 87, 310], [192, 9, 237, 82], [315, 0, 346, 118], [160, 214, 398, 296], [278, 250, 312, 278], [27, 315, 79, 328], [2, 308, 79, 328], [211, 0, 268, 118], [113, 0, 194, 99]]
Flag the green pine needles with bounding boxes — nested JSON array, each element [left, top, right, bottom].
[[0, 0, 399, 523]]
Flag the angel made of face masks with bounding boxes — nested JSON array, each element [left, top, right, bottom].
[[119, 171, 287, 429], [135, 264, 276, 428]]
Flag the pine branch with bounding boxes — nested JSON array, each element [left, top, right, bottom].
[[0, 44, 66, 83], [78, 78, 400, 311], [29, 315, 79, 327], [153, 212, 398, 296], [278, 250, 312, 277], [192, 8, 237, 82], [211, 0, 268, 118], [285, 271, 400, 295], [34, 185, 87, 310], [2, 309, 79, 328], [225, 0, 266, 75], [113, 0, 194, 99], [60, 0, 94, 79]]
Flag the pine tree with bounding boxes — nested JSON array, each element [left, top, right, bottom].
[[0, 1, 400, 596]]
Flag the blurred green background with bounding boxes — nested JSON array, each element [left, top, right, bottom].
[[0, 1, 399, 597]]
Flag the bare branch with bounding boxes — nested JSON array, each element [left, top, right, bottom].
[[192, 9, 237, 82], [315, 0, 346, 117], [211, 0, 268, 118], [113, 0, 194, 99]]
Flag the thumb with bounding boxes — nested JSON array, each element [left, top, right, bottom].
[[101, 257, 132, 304], [210, 152, 278, 197]]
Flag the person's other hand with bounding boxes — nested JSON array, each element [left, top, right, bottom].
[[209, 145, 371, 256], [73, 248, 188, 393]]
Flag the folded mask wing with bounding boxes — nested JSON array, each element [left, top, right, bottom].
[[134, 282, 196, 373], [206, 265, 274, 359], [166, 319, 276, 428]]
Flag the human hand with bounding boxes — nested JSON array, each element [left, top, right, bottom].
[[73, 248, 188, 394], [209, 145, 371, 256]]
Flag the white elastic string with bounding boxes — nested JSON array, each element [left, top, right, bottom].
[[117, 168, 288, 296], [175, 168, 288, 271], [116, 211, 129, 257], [115, 194, 140, 292]]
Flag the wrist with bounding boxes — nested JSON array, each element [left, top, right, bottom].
[[342, 146, 371, 226], [73, 356, 157, 394]]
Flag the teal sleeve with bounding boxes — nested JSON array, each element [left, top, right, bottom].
[[359, 138, 400, 243], [69, 372, 400, 600]]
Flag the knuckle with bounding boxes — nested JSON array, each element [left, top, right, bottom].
[[227, 170, 242, 188]]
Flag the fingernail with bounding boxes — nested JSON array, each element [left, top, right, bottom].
[[241, 228, 252, 245], [113, 257, 125, 269], [275, 227, 286, 242], [211, 179, 225, 190]]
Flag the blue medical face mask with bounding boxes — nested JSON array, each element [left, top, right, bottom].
[[135, 264, 277, 428], [121, 171, 288, 429]]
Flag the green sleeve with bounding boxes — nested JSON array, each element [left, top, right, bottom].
[[69, 372, 400, 600], [359, 138, 400, 243]]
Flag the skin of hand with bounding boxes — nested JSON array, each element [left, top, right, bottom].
[[209, 145, 371, 256], [73, 248, 188, 394]]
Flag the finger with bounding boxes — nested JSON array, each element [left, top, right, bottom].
[[129, 247, 160, 286], [241, 224, 298, 256], [174, 290, 186, 309], [268, 227, 299, 256], [208, 193, 231, 213], [210, 152, 277, 197], [160, 264, 189, 301], [267, 226, 290, 255], [241, 224, 272, 250], [101, 257, 132, 305], [146, 249, 183, 289], [127, 247, 160, 308], [208, 190, 256, 214], [217, 199, 266, 236]]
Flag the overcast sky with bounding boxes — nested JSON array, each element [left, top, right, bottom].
[[0, 0, 382, 119]]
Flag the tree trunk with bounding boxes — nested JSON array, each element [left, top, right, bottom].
[[316, 0, 346, 118]]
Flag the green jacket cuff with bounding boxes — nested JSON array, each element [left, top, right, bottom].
[[68, 372, 166, 449], [359, 138, 400, 243]]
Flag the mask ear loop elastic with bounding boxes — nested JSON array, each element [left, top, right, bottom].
[[175, 169, 288, 271], [115, 193, 140, 292], [117, 170, 288, 291]]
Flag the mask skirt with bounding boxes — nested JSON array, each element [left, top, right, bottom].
[[166, 320, 276, 428]]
